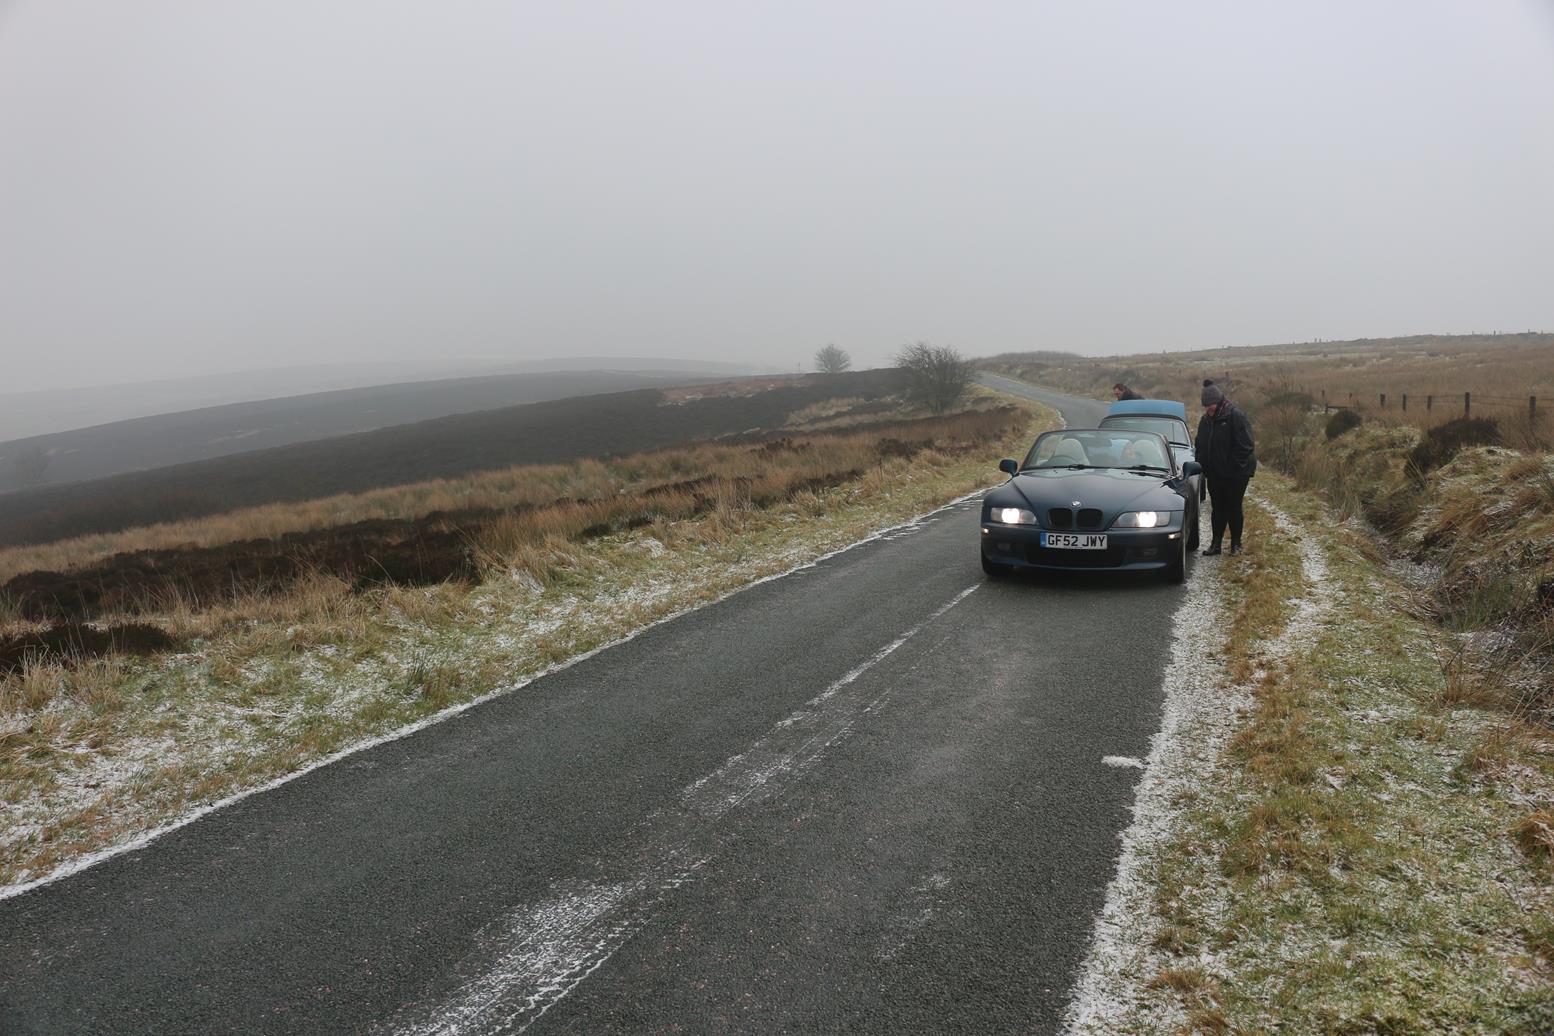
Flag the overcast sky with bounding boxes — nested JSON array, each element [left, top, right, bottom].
[[2, 1, 1552, 393]]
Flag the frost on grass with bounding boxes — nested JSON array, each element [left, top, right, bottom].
[[1067, 477, 1554, 1034], [1066, 497, 1325, 1034]]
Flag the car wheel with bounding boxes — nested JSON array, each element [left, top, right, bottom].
[[1164, 532, 1187, 584], [981, 554, 1013, 579]]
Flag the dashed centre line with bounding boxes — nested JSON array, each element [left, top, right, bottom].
[[395, 582, 983, 1036]]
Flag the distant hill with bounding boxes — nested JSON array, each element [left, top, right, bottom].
[[0, 356, 766, 442], [0, 370, 907, 549], [0, 369, 731, 494]]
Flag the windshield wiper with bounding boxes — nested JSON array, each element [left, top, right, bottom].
[[1122, 464, 1170, 473]]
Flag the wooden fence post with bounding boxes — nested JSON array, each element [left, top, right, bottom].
[[1427, 395, 1433, 412], [1402, 393, 1408, 412], [1380, 393, 1386, 409], [1465, 391, 1471, 416]]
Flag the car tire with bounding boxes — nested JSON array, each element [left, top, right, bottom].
[[1164, 532, 1187, 584], [981, 554, 1013, 579]]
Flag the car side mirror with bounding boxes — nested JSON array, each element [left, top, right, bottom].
[[998, 458, 1018, 476], [1182, 461, 1203, 478]]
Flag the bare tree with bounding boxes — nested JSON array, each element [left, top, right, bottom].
[[896, 342, 971, 413], [7, 445, 51, 488], [813, 344, 851, 374]]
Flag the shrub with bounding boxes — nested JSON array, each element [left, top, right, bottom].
[[1361, 482, 1424, 535], [896, 343, 972, 413], [1325, 409, 1363, 440], [1266, 389, 1315, 410], [1407, 417, 1500, 477], [813, 344, 851, 374]]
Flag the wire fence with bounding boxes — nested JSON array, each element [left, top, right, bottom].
[[1317, 390, 1539, 419]]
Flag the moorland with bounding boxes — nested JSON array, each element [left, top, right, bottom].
[[0, 370, 903, 548], [0, 368, 724, 494], [986, 331, 1554, 427]]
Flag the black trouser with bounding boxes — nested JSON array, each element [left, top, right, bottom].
[[1206, 475, 1249, 547]]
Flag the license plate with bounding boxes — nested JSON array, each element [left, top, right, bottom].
[[1040, 532, 1107, 550]]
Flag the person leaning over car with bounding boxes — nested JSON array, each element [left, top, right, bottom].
[[1112, 382, 1144, 400], [1195, 379, 1256, 556]]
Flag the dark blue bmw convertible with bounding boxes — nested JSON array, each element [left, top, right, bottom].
[[980, 428, 1202, 582]]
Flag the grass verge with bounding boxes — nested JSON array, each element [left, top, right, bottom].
[[1106, 476, 1554, 1033]]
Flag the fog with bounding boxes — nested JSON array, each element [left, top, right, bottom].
[[2, 1, 1552, 394]]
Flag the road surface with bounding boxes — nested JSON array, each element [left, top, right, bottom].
[[0, 382, 1193, 1035]]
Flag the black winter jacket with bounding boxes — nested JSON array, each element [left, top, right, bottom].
[[1195, 402, 1257, 481]]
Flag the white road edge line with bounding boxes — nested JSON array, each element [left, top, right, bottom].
[[399, 581, 984, 1036], [0, 490, 989, 902]]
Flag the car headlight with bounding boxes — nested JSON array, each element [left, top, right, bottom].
[[1113, 510, 1178, 528], [989, 506, 1038, 525]]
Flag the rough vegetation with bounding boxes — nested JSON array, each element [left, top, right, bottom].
[[0, 408, 1017, 631], [1116, 483, 1554, 1033], [0, 370, 909, 549], [0, 623, 182, 676], [1406, 416, 1503, 477], [984, 332, 1554, 430]]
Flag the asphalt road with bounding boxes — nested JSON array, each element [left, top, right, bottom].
[[0, 382, 1190, 1035], [973, 372, 1110, 429]]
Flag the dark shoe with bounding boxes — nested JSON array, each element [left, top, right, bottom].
[[1201, 545, 1222, 556], [1229, 544, 1243, 556]]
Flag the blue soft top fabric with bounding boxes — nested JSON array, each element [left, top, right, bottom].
[[1106, 398, 1188, 421]]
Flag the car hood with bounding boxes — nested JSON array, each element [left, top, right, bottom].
[[985, 469, 1187, 528]]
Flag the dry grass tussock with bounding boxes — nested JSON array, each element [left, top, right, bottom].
[[1290, 413, 1554, 894], [0, 408, 1018, 587], [0, 405, 1023, 677]]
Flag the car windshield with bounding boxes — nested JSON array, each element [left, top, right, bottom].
[[1021, 430, 1173, 471], [1099, 415, 1190, 446]]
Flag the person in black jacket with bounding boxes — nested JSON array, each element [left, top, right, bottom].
[[1112, 382, 1144, 401], [1194, 380, 1256, 555]]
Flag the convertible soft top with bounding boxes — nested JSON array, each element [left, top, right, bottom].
[[1107, 398, 1188, 422]]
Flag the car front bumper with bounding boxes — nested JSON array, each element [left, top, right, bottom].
[[980, 522, 1184, 571]]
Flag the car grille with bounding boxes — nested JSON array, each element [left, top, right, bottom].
[[1047, 507, 1104, 529], [1050, 509, 1100, 531]]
